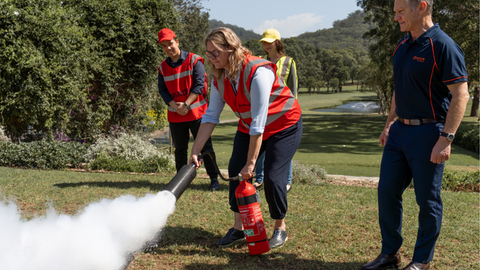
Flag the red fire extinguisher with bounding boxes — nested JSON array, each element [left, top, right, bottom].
[[235, 177, 270, 255]]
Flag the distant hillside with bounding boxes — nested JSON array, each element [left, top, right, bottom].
[[296, 10, 373, 52], [209, 19, 262, 41]]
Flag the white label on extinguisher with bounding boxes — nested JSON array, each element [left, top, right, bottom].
[[239, 203, 264, 237]]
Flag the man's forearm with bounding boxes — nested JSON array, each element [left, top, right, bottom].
[[443, 82, 470, 134]]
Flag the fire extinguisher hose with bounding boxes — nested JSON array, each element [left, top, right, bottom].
[[201, 150, 255, 182]]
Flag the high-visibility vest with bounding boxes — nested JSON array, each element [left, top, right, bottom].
[[214, 55, 301, 140], [158, 53, 208, 123], [265, 55, 292, 83]]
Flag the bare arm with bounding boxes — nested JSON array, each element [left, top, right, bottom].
[[379, 93, 398, 147], [189, 122, 216, 169], [430, 81, 470, 164]]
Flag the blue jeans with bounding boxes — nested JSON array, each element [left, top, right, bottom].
[[254, 152, 292, 185]]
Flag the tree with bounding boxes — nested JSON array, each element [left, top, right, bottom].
[[357, 0, 479, 115], [243, 39, 264, 57], [172, 0, 210, 54], [0, 0, 179, 142]]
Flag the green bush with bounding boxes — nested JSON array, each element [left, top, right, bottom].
[[454, 122, 479, 154], [292, 161, 328, 185], [442, 168, 479, 192], [0, 0, 178, 142], [0, 140, 88, 169], [85, 131, 175, 173], [408, 168, 480, 192], [89, 154, 174, 174]]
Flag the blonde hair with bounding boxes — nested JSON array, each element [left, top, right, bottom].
[[205, 27, 251, 81]]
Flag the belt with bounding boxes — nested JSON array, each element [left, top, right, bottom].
[[397, 117, 445, 126]]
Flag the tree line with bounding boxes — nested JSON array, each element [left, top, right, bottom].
[[0, 0, 209, 142], [243, 10, 371, 94], [0, 0, 477, 143]]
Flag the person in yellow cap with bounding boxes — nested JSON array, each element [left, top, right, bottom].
[[157, 28, 220, 191], [253, 28, 298, 193]]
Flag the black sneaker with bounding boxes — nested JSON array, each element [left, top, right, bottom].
[[216, 228, 246, 247], [269, 229, 288, 249], [210, 178, 220, 191]]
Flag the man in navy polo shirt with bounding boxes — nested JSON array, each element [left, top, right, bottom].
[[362, 1, 470, 270]]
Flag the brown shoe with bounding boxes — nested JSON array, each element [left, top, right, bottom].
[[362, 252, 401, 270], [401, 261, 430, 270]]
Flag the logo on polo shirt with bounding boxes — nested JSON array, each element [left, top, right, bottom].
[[413, 56, 425, 63]]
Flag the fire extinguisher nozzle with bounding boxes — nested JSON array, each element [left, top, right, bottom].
[[163, 163, 197, 201]]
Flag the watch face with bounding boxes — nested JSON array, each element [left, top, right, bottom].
[[447, 134, 455, 141]]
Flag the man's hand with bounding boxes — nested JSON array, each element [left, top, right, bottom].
[[176, 102, 189, 116], [379, 128, 390, 147], [430, 137, 451, 164]]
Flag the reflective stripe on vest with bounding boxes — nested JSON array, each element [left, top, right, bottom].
[[264, 55, 292, 83], [167, 98, 207, 112], [159, 53, 208, 122], [215, 55, 299, 137]]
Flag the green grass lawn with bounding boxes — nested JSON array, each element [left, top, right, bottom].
[[212, 88, 479, 177], [0, 166, 477, 270], [0, 87, 477, 270]]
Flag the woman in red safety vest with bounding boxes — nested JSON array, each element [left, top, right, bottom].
[[157, 28, 220, 191], [189, 27, 303, 249]]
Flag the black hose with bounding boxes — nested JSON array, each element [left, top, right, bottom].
[[201, 150, 255, 182]]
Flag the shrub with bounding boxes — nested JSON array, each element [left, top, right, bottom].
[[0, 0, 178, 142], [292, 161, 328, 185], [0, 140, 88, 169], [442, 169, 480, 192], [85, 132, 175, 173], [89, 154, 174, 174], [454, 122, 479, 154]]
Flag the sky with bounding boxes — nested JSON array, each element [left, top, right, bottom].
[[201, 0, 363, 38]]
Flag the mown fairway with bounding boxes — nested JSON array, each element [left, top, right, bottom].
[[0, 87, 478, 270]]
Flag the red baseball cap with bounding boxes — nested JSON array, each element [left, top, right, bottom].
[[158, 28, 176, 44]]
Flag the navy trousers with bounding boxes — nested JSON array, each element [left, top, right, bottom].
[[227, 117, 302, 219], [378, 120, 445, 263], [169, 119, 218, 179]]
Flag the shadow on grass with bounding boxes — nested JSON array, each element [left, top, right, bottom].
[[144, 225, 365, 270], [53, 181, 228, 193]]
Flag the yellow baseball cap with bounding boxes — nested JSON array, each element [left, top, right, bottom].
[[259, 28, 281, 43]]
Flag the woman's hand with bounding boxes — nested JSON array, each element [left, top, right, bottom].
[[189, 153, 203, 170], [240, 162, 256, 180]]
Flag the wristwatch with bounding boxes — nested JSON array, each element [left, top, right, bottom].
[[440, 132, 455, 142], [183, 102, 189, 109]]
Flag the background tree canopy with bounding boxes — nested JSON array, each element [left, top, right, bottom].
[[239, 11, 371, 93], [1, 1, 477, 143], [357, 0, 479, 115], [0, 0, 210, 142]]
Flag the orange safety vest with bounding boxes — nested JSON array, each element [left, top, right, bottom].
[[213, 55, 301, 140], [158, 53, 208, 123]]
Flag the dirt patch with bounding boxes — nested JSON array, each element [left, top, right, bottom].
[[326, 174, 379, 189], [197, 169, 380, 189]]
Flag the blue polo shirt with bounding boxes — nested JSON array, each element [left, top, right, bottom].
[[393, 23, 468, 120]]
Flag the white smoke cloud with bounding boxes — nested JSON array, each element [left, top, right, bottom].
[[0, 191, 176, 270], [254, 13, 325, 38]]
